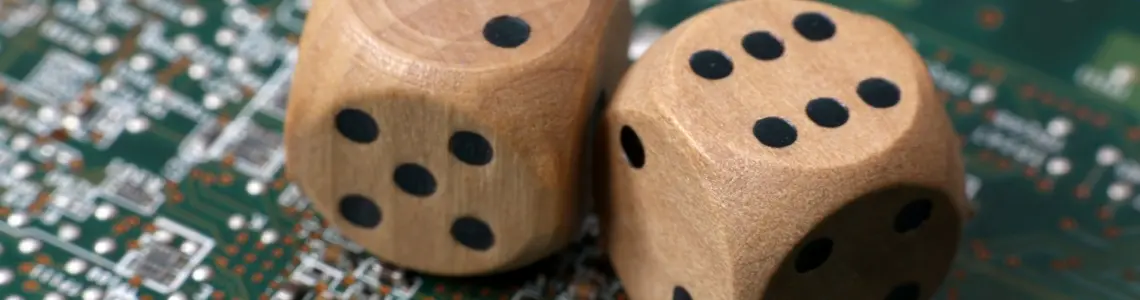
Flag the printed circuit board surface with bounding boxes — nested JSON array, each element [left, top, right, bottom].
[[1, 0, 1139, 299]]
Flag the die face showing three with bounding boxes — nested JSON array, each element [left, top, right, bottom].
[[284, 0, 631, 276], [762, 185, 963, 300], [602, 1, 969, 299]]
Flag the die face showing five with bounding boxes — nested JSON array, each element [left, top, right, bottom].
[[285, 0, 631, 276], [602, 1, 968, 299]]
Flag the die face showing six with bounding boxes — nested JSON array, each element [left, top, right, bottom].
[[661, 1, 931, 169], [602, 1, 969, 299], [285, 0, 631, 276]]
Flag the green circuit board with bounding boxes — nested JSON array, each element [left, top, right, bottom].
[[835, 0, 1140, 299], [0, 0, 1137, 299]]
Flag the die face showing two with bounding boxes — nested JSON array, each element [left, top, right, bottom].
[[601, 1, 969, 299], [284, 0, 631, 276]]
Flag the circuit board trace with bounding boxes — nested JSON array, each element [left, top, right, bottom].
[[3, 0, 1140, 299]]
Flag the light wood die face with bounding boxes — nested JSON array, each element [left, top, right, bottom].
[[600, 1, 970, 299], [284, 0, 632, 276]]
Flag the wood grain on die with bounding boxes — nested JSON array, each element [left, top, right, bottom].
[[285, 0, 631, 276], [600, 1, 970, 299]]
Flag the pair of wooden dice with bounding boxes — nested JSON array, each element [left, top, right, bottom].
[[284, 0, 971, 299]]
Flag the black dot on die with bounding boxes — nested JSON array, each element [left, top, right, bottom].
[[335, 108, 379, 143], [393, 164, 437, 197], [689, 50, 734, 80], [794, 237, 833, 273], [742, 31, 785, 61], [339, 194, 381, 228], [451, 216, 495, 251], [858, 78, 902, 108], [884, 282, 920, 300], [450, 131, 494, 166], [620, 126, 645, 168], [672, 286, 692, 300], [793, 12, 836, 41], [806, 98, 849, 128], [483, 15, 530, 48], [753, 117, 797, 148], [894, 198, 933, 233]]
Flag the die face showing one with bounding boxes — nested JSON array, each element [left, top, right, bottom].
[[349, 0, 589, 67], [602, 1, 968, 299], [285, 0, 631, 276]]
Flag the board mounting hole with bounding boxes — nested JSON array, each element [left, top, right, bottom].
[[794, 238, 833, 273], [689, 50, 734, 80], [806, 98, 849, 128], [793, 12, 836, 41], [620, 126, 645, 168], [483, 15, 530, 48], [884, 282, 920, 300], [672, 286, 692, 300], [393, 164, 437, 197], [753, 117, 797, 148], [857, 78, 902, 108], [335, 108, 379, 143], [742, 31, 785, 61], [894, 198, 933, 233], [451, 217, 495, 251], [338, 194, 381, 228], [450, 131, 494, 166]]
